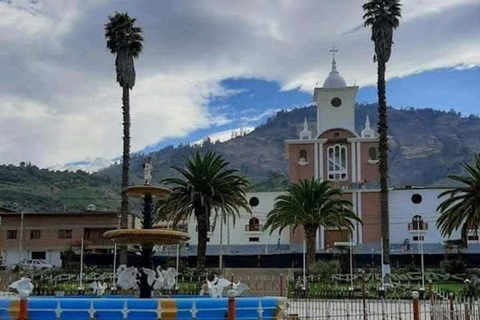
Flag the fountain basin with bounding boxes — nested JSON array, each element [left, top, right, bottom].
[[0, 296, 286, 320], [104, 229, 190, 245], [123, 185, 171, 199]]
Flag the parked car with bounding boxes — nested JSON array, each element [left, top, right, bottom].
[[15, 259, 53, 270]]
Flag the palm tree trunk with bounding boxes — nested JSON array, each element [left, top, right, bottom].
[[377, 60, 390, 266], [119, 85, 131, 265], [196, 207, 208, 274], [304, 225, 317, 270]]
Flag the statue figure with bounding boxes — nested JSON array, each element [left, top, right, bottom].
[[143, 156, 153, 185], [161, 267, 177, 290], [90, 280, 108, 296], [9, 277, 34, 298], [116, 265, 139, 290], [142, 266, 164, 290]]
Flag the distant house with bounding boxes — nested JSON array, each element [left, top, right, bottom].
[[0, 210, 120, 267]]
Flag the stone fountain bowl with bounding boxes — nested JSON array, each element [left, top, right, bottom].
[[103, 229, 190, 245], [123, 185, 172, 199]]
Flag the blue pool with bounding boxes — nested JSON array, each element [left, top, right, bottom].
[[0, 296, 286, 320]]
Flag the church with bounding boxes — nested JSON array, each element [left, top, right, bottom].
[[181, 55, 473, 258]]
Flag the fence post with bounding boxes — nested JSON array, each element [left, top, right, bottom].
[[412, 291, 420, 320], [449, 292, 454, 320], [18, 297, 28, 320], [280, 274, 284, 297], [428, 280, 433, 320], [227, 289, 236, 320], [362, 271, 367, 320]]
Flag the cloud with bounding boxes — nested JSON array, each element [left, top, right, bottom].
[[0, 0, 478, 166]]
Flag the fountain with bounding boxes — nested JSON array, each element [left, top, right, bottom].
[[103, 156, 190, 298], [0, 158, 286, 320]]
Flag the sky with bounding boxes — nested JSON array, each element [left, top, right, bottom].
[[1, 0, 479, 168]]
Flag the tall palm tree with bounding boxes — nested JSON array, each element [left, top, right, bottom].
[[264, 179, 360, 268], [363, 0, 401, 267], [155, 151, 251, 271], [437, 155, 480, 246], [105, 12, 143, 264]]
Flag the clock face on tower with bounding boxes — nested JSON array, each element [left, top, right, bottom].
[[331, 97, 342, 107]]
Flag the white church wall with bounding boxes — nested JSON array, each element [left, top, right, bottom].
[[389, 188, 462, 245], [185, 192, 289, 247]]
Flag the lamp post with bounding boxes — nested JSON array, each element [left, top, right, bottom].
[[417, 219, 425, 291]]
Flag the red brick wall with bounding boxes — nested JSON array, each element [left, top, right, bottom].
[[360, 141, 379, 184], [361, 192, 382, 243], [287, 143, 315, 183], [0, 214, 119, 251]]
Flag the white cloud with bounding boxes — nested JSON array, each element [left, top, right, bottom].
[[0, 0, 478, 166], [192, 127, 255, 146]]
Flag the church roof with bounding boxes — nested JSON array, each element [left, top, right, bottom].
[[322, 58, 347, 88]]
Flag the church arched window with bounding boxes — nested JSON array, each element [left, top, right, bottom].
[[298, 149, 308, 166], [247, 217, 261, 231], [409, 215, 427, 231], [327, 144, 348, 181], [368, 147, 377, 161]]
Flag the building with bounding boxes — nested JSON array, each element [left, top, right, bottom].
[[180, 55, 475, 256], [0, 210, 120, 267]]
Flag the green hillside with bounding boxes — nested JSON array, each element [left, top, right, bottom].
[[1, 103, 478, 212]]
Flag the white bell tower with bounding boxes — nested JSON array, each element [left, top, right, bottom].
[[313, 48, 359, 136]]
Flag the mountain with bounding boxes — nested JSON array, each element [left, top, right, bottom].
[[1, 103, 479, 212], [50, 157, 114, 173], [102, 103, 479, 189]]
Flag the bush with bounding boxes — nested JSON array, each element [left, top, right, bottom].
[[308, 260, 341, 281], [440, 259, 466, 274]]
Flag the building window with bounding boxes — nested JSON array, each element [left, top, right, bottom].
[[368, 148, 378, 160], [249, 237, 260, 242], [411, 194, 423, 204], [31, 251, 46, 260], [7, 230, 17, 239], [249, 197, 260, 207], [327, 144, 348, 181], [413, 236, 424, 241], [298, 149, 308, 166], [246, 217, 263, 231], [408, 215, 428, 231], [30, 230, 41, 240], [58, 229, 73, 239], [468, 235, 479, 241]]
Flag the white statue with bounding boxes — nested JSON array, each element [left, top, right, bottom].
[[206, 276, 232, 298], [116, 265, 139, 290], [232, 281, 250, 296], [204, 276, 249, 297], [90, 281, 108, 296], [9, 277, 34, 298], [142, 266, 164, 290], [161, 267, 177, 290], [143, 156, 153, 185]]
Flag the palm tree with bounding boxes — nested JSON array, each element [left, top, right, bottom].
[[437, 155, 480, 246], [105, 12, 143, 264], [264, 179, 360, 268], [363, 0, 401, 267], [155, 151, 251, 271]]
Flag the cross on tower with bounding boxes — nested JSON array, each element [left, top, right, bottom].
[[329, 47, 339, 60]]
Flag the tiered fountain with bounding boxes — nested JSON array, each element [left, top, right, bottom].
[[103, 157, 190, 298], [2, 158, 286, 320]]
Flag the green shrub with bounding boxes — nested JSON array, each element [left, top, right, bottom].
[[308, 260, 341, 281], [440, 259, 466, 274]]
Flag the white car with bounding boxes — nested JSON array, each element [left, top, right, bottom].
[[16, 259, 53, 270]]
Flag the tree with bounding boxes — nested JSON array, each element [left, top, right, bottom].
[[437, 155, 480, 246], [155, 151, 250, 271], [105, 12, 143, 264], [264, 178, 360, 268], [363, 0, 401, 268]]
